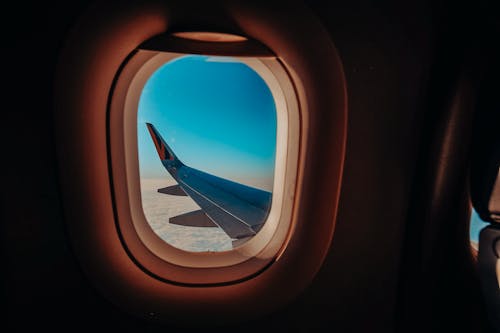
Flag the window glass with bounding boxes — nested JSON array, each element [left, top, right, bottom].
[[137, 55, 277, 252]]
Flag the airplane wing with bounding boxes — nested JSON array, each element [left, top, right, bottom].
[[145, 123, 272, 242]]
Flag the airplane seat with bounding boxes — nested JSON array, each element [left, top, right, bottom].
[[477, 226, 500, 328]]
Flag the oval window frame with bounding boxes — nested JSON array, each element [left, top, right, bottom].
[[109, 45, 300, 283]]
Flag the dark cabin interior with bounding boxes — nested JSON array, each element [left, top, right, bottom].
[[2, 0, 498, 332]]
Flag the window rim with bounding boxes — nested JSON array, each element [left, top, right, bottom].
[[108, 42, 301, 284]]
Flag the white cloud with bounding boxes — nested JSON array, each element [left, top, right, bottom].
[[140, 178, 232, 252]]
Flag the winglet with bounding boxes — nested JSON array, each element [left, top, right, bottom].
[[145, 123, 181, 163]]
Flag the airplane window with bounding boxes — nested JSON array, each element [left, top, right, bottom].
[[137, 55, 277, 252], [470, 208, 484, 254], [58, 2, 341, 289]]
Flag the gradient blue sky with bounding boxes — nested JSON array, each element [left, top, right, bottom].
[[137, 55, 277, 190]]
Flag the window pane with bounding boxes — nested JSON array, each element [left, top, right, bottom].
[[137, 55, 277, 252]]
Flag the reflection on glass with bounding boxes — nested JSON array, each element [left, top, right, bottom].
[[137, 55, 277, 252]]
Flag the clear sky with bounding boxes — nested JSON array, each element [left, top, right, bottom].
[[137, 55, 277, 191]]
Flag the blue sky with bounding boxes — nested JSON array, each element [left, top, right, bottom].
[[470, 208, 486, 243], [137, 55, 277, 190]]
